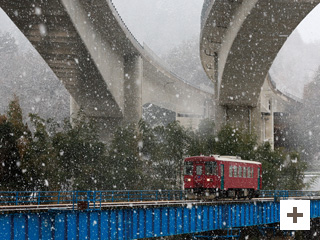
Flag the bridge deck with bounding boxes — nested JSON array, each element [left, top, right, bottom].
[[1, 197, 320, 239], [0, 190, 319, 239]]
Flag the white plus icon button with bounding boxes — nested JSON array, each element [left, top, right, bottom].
[[280, 200, 310, 230]]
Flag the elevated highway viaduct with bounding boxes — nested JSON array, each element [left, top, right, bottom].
[[200, 0, 318, 139], [0, 0, 214, 142]]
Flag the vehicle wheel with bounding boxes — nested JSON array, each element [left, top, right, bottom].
[[214, 191, 219, 200]]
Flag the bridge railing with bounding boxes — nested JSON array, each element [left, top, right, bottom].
[[260, 190, 320, 200], [1, 190, 319, 210], [0, 190, 185, 208], [0, 191, 77, 206]]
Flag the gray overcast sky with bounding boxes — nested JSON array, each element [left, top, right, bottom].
[[296, 4, 320, 43], [112, 0, 203, 55], [111, 1, 320, 52]]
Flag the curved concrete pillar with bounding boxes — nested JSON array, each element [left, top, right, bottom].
[[200, 0, 319, 132], [124, 54, 143, 124]]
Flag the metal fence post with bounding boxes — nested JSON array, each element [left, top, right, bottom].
[[93, 191, 96, 209], [74, 191, 77, 210], [38, 192, 41, 205], [87, 191, 90, 208], [72, 192, 74, 210], [15, 192, 19, 205], [100, 191, 102, 210]]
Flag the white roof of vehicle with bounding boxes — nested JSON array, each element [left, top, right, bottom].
[[213, 155, 261, 165]]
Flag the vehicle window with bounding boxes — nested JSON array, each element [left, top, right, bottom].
[[243, 167, 247, 178], [196, 165, 203, 175], [239, 166, 242, 178], [249, 167, 253, 178], [184, 162, 193, 175], [247, 167, 251, 178], [234, 166, 238, 177], [205, 162, 217, 175], [229, 166, 232, 177]]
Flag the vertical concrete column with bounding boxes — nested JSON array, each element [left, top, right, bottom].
[[70, 96, 80, 127], [213, 51, 227, 131], [250, 105, 262, 138], [123, 54, 143, 124], [214, 104, 227, 131], [263, 99, 274, 149]]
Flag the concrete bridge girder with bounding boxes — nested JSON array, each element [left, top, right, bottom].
[[142, 62, 210, 116], [200, 0, 319, 131], [61, 0, 146, 122], [141, 47, 215, 126], [65, 0, 215, 129], [1, 0, 146, 137], [1, 0, 215, 142], [0, 0, 126, 120]]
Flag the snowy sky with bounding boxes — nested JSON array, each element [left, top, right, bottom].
[[112, 0, 203, 55], [111, 1, 320, 53], [296, 4, 320, 43]]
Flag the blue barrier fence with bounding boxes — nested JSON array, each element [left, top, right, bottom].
[[0, 190, 184, 208], [1, 200, 320, 239], [0, 190, 319, 209], [260, 190, 320, 200]]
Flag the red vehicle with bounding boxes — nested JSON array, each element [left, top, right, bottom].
[[184, 155, 262, 199]]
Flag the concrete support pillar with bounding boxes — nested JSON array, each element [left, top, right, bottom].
[[214, 103, 261, 135], [70, 96, 80, 122], [70, 96, 121, 144], [213, 104, 227, 132], [250, 105, 261, 136], [214, 102, 275, 149], [213, 51, 227, 131], [258, 100, 274, 149], [225, 105, 252, 130], [123, 54, 143, 124], [212, 49, 264, 139], [262, 113, 274, 149]]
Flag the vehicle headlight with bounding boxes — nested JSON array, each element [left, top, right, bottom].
[[207, 178, 213, 182], [186, 178, 191, 182]]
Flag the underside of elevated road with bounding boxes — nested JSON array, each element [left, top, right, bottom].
[[200, 0, 319, 133], [201, 0, 319, 106], [1, 0, 215, 142]]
